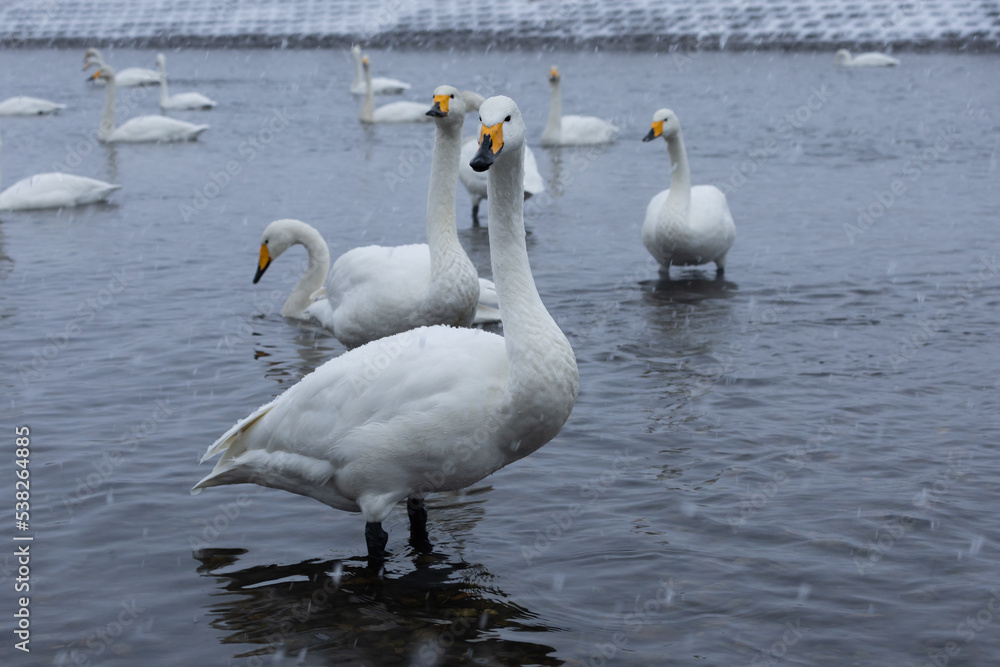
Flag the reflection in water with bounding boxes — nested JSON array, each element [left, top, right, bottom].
[[103, 143, 119, 184], [194, 548, 562, 666], [640, 272, 738, 305]]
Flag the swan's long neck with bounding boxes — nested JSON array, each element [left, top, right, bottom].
[[543, 81, 562, 139], [351, 49, 362, 89], [281, 223, 331, 318], [487, 141, 576, 404], [360, 66, 374, 123], [99, 76, 117, 141], [662, 130, 692, 218], [426, 118, 466, 282], [158, 63, 169, 105]]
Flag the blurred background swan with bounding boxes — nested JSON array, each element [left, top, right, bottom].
[[156, 53, 217, 111], [834, 49, 900, 67], [0, 96, 66, 116], [541, 66, 618, 146], [90, 65, 209, 142], [349, 45, 410, 95], [359, 56, 430, 124], [83, 47, 159, 86]]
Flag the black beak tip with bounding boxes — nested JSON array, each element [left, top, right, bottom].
[[253, 262, 269, 284], [642, 129, 657, 143], [470, 154, 494, 172], [426, 109, 446, 118]]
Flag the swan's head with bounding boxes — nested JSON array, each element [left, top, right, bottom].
[[156, 53, 166, 70], [470, 96, 524, 173], [89, 65, 115, 84], [643, 108, 681, 143], [548, 66, 561, 84], [834, 49, 851, 64], [361, 56, 370, 72], [83, 48, 103, 71], [426, 85, 466, 122], [254, 219, 303, 284], [351, 44, 361, 57]]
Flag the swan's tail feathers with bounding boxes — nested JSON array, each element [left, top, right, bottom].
[[192, 403, 272, 493], [190, 125, 210, 140], [309, 287, 327, 301], [474, 278, 502, 324]]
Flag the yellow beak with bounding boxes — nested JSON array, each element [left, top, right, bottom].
[[427, 93, 450, 117], [469, 122, 504, 172], [253, 244, 271, 284]]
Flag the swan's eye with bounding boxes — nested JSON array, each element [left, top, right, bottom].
[[450, 94, 454, 99], [505, 115, 511, 122]]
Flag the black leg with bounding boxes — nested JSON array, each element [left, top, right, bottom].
[[407, 497, 432, 552], [365, 522, 388, 561], [472, 203, 480, 227]]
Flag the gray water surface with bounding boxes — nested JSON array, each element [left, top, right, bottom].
[[2, 48, 999, 666]]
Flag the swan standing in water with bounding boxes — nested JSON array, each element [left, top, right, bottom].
[[541, 66, 618, 146], [641, 109, 735, 275], [256, 85, 495, 348], [460, 137, 544, 226], [156, 54, 216, 111], [0, 129, 121, 211], [834, 49, 900, 67], [90, 66, 208, 143], [83, 48, 159, 86], [349, 45, 410, 95], [0, 96, 66, 116], [359, 57, 431, 124], [194, 95, 578, 560]]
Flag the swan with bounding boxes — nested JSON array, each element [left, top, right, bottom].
[[156, 54, 216, 111], [641, 108, 735, 275], [256, 85, 492, 348], [252, 218, 501, 329], [0, 129, 121, 211], [460, 137, 544, 226], [541, 66, 618, 147], [359, 57, 431, 124], [349, 45, 410, 95], [90, 66, 209, 143], [0, 96, 66, 116], [193, 95, 578, 560], [83, 48, 159, 87], [834, 49, 900, 67]]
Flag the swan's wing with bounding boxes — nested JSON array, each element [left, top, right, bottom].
[[522, 145, 545, 195], [459, 137, 488, 198], [0, 96, 66, 115], [460, 91, 485, 111], [372, 101, 433, 123], [0, 173, 120, 210], [193, 326, 509, 519], [474, 278, 501, 324], [114, 115, 208, 141], [371, 76, 411, 93], [561, 115, 619, 144], [115, 67, 160, 86], [165, 92, 216, 108]]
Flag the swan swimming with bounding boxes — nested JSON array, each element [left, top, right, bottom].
[[0, 128, 121, 211], [641, 108, 735, 275], [460, 137, 544, 226], [0, 96, 66, 116], [156, 54, 217, 111], [256, 85, 495, 348], [90, 66, 209, 143], [194, 95, 579, 560], [83, 48, 159, 87], [834, 49, 900, 67], [541, 66, 618, 147], [349, 45, 410, 95], [359, 57, 432, 124]]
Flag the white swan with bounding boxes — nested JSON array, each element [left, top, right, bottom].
[[349, 45, 410, 95], [541, 66, 618, 147], [193, 95, 578, 560], [641, 109, 735, 275], [0, 129, 121, 211], [83, 48, 159, 87], [261, 85, 490, 348], [156, 54, 216, 111], [460, 137, 544, 226], [359, 57, 431, 124], [252, 218, 501, 329], [0, 96, 66, 116], [834, 49, 900, 67], [90, 66, 209, 143]]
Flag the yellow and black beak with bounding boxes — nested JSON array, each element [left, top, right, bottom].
[[642, 120, 664, 143], [87, 70, 100, 83], [549, 67, 560, 83], [426, 94, 449, 118], [253, 244, 271, 284], [470, 122, 504, 172]]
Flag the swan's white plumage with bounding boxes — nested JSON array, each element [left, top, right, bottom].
[[834, 49, 900, 67], [195, 96, 578, 537], [91, 65, 208, 143], [83, 48, 159, 86], [0, 132, 120, 210], [156, 53, 216, 111], [349, 45, 410, 95], [642, 108, 735, 273], [541, 66, 618, 146], [460, 137, 544, 224], [0, 96, 66, 116], [359, 56, 431, 124]]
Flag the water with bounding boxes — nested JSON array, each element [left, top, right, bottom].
[[2, 48, 999, 666]]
